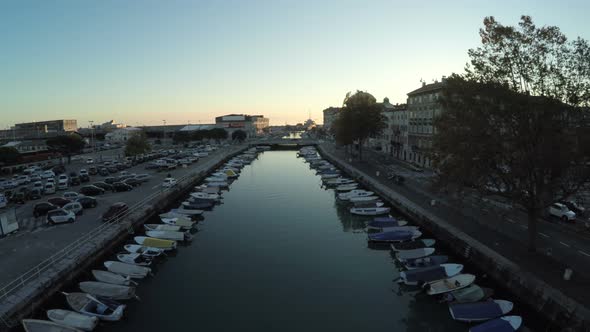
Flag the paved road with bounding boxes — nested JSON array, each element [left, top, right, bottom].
[[0, 145, 241, 286], [321, 143, 590, 306]]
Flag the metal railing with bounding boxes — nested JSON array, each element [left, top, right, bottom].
[[0, 146, 244, 327]]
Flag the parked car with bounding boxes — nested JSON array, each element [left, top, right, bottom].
[[41, 170, 55, 179], [63, 191, 81, 200], [549, 202, 576, 222], [162, 177, 177, 188], [123, 178, 141, 187], [57, 179, 69, 190], [32, 181, 44, 192], [62, 202, 84, 216], [559, 200, 586, 216], [104, 177, 117, 185], [76, 196, 97, 208], [29, 188, 43, 200], [44, 183, 56, 195], [2, 180, 18, 189], [0, 193, 7, 208], [98, 168, 109, 176], [47, 197, 71, 208], [92, 181, 113, 192], [15, 175, 30, 185], [79, 185, 105, 196], [112, 182, 133, 192], [58, 174, 68, 182], [69, 172, 81, 186], [33, 202, 58, 217], [46, 208, 76, 225], [79, 169, 90, 182], [107, 166, 118, 174], [86, 158, 94, 164], [135, 174, 152, 183], [88, 166, 98, 175], [102, 202, 129, 222]]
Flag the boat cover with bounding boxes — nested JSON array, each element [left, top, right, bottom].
[[470, 318, 516, 332], [368, 230, 414, 242], [405, 255, 448, 268], [450, 301, 503, 320], [392, 239, 433, 251], [368, 220, 401, 228], [404, 266, 447, 283], [373, 217, 396, 223]]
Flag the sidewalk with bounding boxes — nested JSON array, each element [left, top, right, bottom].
[[321, 143, 590, 308]]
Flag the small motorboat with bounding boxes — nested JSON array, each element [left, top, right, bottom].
[[134, 236, 177, 250], [63, 292, 126, 321], [116, 253, 152, 266], [350, 207, 391, 216], [367, 225, 417, 233], [424, 274, 476, 295], [104, 261, 151, 279], [404, 255, 449, 270], [338, 190, 374, 200], [159, 211, 186, 219], [368, 219, 408, 228], [159, 217, 195, 229], [374, 216, 396, 222], [206, 181, 228, 188], [469, 316, 522, 332], [190, 192, 220, 201], [22, 319, 82, 332], [182, 201, 215, 209], [170, 208, 203, 216], [47, 309, 98, 331], [335, 184, 358, 191], [205, 176, 226, 182], [79, 281, 136, 300], [144, 224, 182, 232], [124, 244, 164, 257], [449, 299, 514, 322], [320, 173, 340, 179], [391, 239, 436, 251], [349, 196, 380, 203], [146, 230, 190, 241], [92, 270, 135, 286], [368, 230, 422, 243], [324, 178, 355, 185], [399, 264, 463, 286], [395, 247, 436, 261], [440, 284, 494, 304]]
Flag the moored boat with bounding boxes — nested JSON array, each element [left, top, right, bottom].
[[469, 316, 522, 332], [47, 309, 98, 331], [424, 274, 476, 295], [390, 239, 436, 251], [22, 319, 82, 332], [440, 284, 494, 304], [399, 264, 463, 286], [143, 224, 182, 232], [395, 247, 436, 261], [116, 253, 152, 266], [134, 236, 177, 250], [104, 260, 151, 279], [123, 244, 164, 257], [368, 230, 421, 243], [403, 255, 449, 270], [91, 270, 134, 286], [146, 230, 190, 241], [449, 299, 513, 322], [350, 207, 391, 216], [79, 281, 136, 300], [63, 292, 125, 321]]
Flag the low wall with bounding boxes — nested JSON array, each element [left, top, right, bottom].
[[318, 145, 590, 332], [0, 146, 247, 331]]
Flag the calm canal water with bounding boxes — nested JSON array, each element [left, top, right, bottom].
[[109, 151, 464, 332]]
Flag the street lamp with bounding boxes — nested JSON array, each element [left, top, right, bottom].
[[89, 120, 95, 153]]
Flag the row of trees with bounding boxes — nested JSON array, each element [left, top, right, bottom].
[[173, 128, 248, 143]]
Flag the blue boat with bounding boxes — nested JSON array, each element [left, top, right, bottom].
[[368, 219, 407, 228], [469, 316, 522, 332], [373, 216, 396, 223], [449, 300, 513, 322], [367, 230, 420, 243], [399, 263, 463, 285], [403, 255, 448, 269]]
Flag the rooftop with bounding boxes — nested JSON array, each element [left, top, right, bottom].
[[407, 81, 445, 96]]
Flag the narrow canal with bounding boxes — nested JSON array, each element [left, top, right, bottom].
[[109, 150, 464, 331]]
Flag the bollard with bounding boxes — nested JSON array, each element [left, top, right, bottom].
[[563, 268, 573, 281], [431, 199, 436, 206], [376, 171, 380, 177]]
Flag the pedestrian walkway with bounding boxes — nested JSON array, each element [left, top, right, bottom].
[[320, 143, 590, 310]]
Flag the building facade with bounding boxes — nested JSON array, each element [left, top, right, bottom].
[[391, 105, 409, 160], [406, 80, 445, 167], [105, 127, 142, 142], [322, 107, 341, 133], [214, 114, 269, 138], [12, 120, 77, 138]]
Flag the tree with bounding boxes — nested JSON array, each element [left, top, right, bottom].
[[46, 134, 86, 164], [208, 128, 228, 142], [466, 15, 590, 107], [0, 147, 21, 165], [333, 90, 387, 160], [125, 132, 151, 156], [172, 131, 192, 144], [434, 75, 590, 252], [232, 130, 247, 142]]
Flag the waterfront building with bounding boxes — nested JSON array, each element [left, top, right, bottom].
[[322, 107, 341, 133], [391, 104, 409, 160], [406, 79, 446, 167], [12, 120, 77, 139], [214, 114, 269, 137], [105, 127, 142, 142]]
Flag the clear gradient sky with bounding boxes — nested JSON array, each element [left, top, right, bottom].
[[1, 0, 589, 128]]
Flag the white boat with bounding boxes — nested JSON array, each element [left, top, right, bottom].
[[469, 316, 522, 332], [338, 190, 374, 200], [350, 207, 391, 216], [425, 274, 476, 295], [63, 292, 126, 321], [104, 260, 151, 278], [116, 253, 152, 266], [47, 309, 98, 331], [79, 281, 136, 300], [194, 184, 222, 193], [205, 176, 226, 182], [396, 247, 436, 261], [399, 264, 463, 286], [349, 196, 380, 203], [91, 270, 134, 286], [124, 244, 164, 257], [22, 319, 82, 332], [134, 236, 177, 250], [206, 181, 229, 188], [146, 230, 189, 241], [144, 224, 182, 232], [335, 184, 358, 191], [159, 217, 195, 229], [170, 208, 203, 216], [320, 173, 340, 179], [324, 178, 355, 185], [159, 211, 186, 219], [190, 192, 220, 201]]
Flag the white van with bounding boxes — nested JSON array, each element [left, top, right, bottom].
[[44, 183, 56, 195]]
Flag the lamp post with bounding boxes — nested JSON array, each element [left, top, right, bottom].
[[162, 120, 166, 144], [89, 121, 95, 153]]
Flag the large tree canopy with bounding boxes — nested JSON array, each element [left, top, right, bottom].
[[0, 147, 21, 165], [125, 132, 151, 156], [466, 15, 590, 107], [333, 91, 386, 160], [231, 130, 247, 142], [46, 134, 86, 164]]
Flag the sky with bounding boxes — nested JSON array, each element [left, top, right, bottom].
[[1, 0, 589, 128]]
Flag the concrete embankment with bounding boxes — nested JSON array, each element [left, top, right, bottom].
[[317, 145, 590, 332], [0, 146, 247, 331]]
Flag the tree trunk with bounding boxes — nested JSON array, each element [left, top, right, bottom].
[[67, 154, 72, 164], [527, 208, 538, 252], [358, 140, 363, 161]]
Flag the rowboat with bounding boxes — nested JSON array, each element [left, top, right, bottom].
[[79, 281, 136, 300], [146, 230, 190, 241], [170, 208, 203, 216], [63, 292, 125, 321], [469, 316, 522, 332], [399, 264, 463, 286], [144, 224, 182, 232], [395, 247, 436, 261], [159, 217, 195, 229], [104, 261, 151, 279], [350, 207, 391, 216], [367, 225, 418, 233], [92, 270, 135, 286], [390, 239, 436, 251], [440, 284, 494, 304], [403, 255, 448, 270], [449, 299, 514, 322], [22, 319, 82, 332], [368, 230, 422, 243], [47, 309, 98, 331], [424, 274, 476, 295], [123, 244, 164, 257], [116, 253, 152, 266], [134, 236, 177, 250]]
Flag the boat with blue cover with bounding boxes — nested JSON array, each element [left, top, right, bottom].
[[469, 316, 522, 332], [368, 230, 421, 243], [391, 239, 436, 251], [449, 299, 513, 322], [368, 219, 408, 228], [399, 264, 463, 285], [403, 255, 448, 269]]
